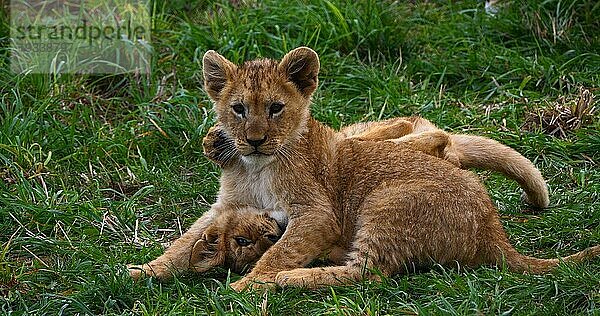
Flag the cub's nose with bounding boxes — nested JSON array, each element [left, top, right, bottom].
[[247, 136, 267, 148]]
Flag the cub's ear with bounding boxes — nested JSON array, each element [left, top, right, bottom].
[[190, 238, 209, 266], [266, 209, 288, 232], [203, 50, 237, 101], [201, 226, 219, 244], [278, 47, 320, 98], [190, 238, 225, 273]]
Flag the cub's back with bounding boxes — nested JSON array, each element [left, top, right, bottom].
[[335, 139, 494, 212]]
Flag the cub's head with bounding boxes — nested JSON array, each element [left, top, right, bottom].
[[190, 207, 286, 274], [202, 47, 320, 165]]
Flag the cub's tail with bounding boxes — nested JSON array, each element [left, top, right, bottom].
[[497, 241, 600, 274], [450, 134, 549, 209]]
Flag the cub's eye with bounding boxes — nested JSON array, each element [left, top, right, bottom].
[[234, 237, 252, 247], [269, 102, 284, 116], [265, 234, 280, 243], [232, 103, 246, 117]]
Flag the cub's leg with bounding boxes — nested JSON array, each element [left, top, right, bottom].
[[345, 117, 461, 167], [188, 227, 226, 273], [347, 119, 414, 141], [275, 265, 367, 289], [340, 117, 407, 138], [410, 116, 440, 133], [128, 206, 222, 280], [230, 204, 340, 291]]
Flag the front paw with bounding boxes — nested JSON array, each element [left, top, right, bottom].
[[127, 264, 153, 281], [230, 273, 277, 292], [127, 263, 172, 281], [203, 125, 234, 166]]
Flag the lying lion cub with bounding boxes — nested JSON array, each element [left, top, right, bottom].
[[174, 117, 563, 275], [129, 207, 284, 280], [341, 117, 551, 208], [129, 47, 599, 291]]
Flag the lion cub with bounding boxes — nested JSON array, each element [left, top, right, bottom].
[[130, 119, 550, 281], [340, 117, 551, 208], [129, 207, 284, 279]]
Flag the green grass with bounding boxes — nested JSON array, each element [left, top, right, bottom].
[[1, 0, 599, 314]]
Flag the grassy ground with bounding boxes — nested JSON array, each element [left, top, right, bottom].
[[1, 0, 599, 314]]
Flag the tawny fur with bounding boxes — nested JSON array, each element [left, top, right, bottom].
[[128, 47, 597, 290], [451, 134, 549, 208]]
